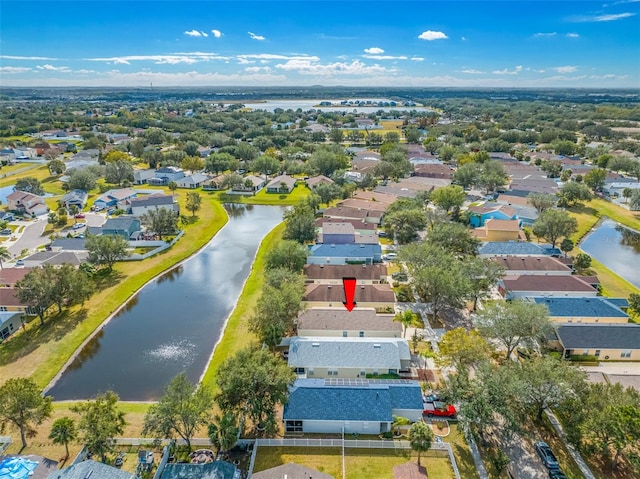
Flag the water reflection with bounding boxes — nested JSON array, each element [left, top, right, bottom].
[[47, 205, 284, 400], [580, 218, 640, 288], [66, 328, 104, 371], [224, 203, 249, 218]]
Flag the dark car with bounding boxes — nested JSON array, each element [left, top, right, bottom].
[[534, 441, 560, 470], [548, 470, 567, 479]]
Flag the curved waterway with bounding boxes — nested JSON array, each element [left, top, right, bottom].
[[580, 218, 640, 289], [47, 204, 284, 401]]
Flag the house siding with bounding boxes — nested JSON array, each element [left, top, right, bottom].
[[296, 419, 387, 434], [506, 289, 598, 299], [297, 328, 400, 338], [556, 346, 640, 361]]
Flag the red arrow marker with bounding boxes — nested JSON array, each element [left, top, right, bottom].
[[343, 277, 357, 312]]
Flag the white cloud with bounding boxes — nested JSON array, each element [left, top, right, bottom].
[[211, 29, 222, 38], [572, 12, 636, 22], [244, 66, 272, 73], [362, 54, 408, 60], [36, 64, 71, 72], [554, 65, 578, 73], [237, 58, 255, 65], [566, 33, 580, 38], [275, 58, 394, 76], [248, 32, 266, 41], [0, 66, 33, 73], [184, 30, 208, 37], [237, 53, 319, 62], [460, 69, 485, 74], [364, 47, 384, 54], [418, 30, 448, 41], [0, 55, 59, 60], [86, 53, 229, 65], [533, 32, 557, 37], [461, 36, 467, 41], [411, 57, 425, 62], [492, 65, 523, 75]]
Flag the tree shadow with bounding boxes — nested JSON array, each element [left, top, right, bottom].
[[568, 204, 598, 216], [91, 269, 125, 290]]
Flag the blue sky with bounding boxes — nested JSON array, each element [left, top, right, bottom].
[[1, 0, 639, 87]]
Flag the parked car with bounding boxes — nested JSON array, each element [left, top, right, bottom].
[[383, 253, 398, 261], [73, 223, 85, 230], [423, 401, 457, 418], [114, 452, 125, 467], [74, 213, 85, 219], [423, 393, 441, 403], [0, 228, 12, 235], [15, 259, 24, 266], [534, 441, 560, 470]]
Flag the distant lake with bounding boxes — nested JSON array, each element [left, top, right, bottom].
[[244, 99, 433, 113], [580, 218, 640, 288]]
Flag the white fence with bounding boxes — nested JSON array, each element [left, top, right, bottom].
[[123, 231, 185, 261], [247, 438, 460, 479]]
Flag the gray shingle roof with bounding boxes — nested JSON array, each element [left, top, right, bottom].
[[283, 379, 423, 422], [490, 256, 570, 272], [103, 216, 139, 231], [252, 463, 333, 479], [556, 324, 640, 350], [297, 308, 400, 333], [309, 243, 382, 258], [48, 460, 133, 479], [129, 194, 175, 207], [304, 264, 387, 280], [479, 242, 561, 256], [287, 337, 410, 369], [532, 297, 628, 318]]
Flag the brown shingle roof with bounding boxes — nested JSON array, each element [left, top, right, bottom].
[[297, 308, 400, 332], [304, 284, 396, 303], [0, 288, 27, 307], [322, 222, 355, 235], [304, 264, 387, 281], [484, 219, 520, 231], [352, 190, 398, 204], [0, 267, 33, 286], [503, 275, 596, 292], [339, 198, 389, 212], [324, 207, 369, 220], [314, 218, 377, 230]]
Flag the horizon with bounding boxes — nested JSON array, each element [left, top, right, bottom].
[[1, 0, 639, 88]]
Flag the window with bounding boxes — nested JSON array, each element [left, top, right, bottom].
[[359, 331, 364, 337], [293, 367, 305, 375], [308, 369, 314, 376], [388, 369, 397, 375], [285, 420, 303, 432], [621, 350, 632, 358], [582, 350, 590, 356], [359, 370, 366, 377], [372, 370, 379, 376], [594, 350, 601, 357], [0, 307, 7, 312], [328, 369, 338, 376], [343, 331, 347, 337]]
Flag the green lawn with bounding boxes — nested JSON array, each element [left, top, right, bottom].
[[206, 183, 310, 206], [200, 222, 285, 391], [253, 446, 455, 479]]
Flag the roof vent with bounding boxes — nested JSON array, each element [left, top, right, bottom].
[[312, 342, 320, 347], [374, 344, 381, 348]]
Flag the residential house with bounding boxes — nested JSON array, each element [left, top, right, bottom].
[[303, 283, 395, 310], [201, 175, 226, 191], [94, 188, 137, 210], [266, 174, 297, 193], [60, 190, 88, 209], [283, 378, 423, 434], [320, 222, 356, 244], [307, 243, 382, 265], [352, 190, 397, 205], [253, 464, 333, 479], [22, 251, 84, 268], [6, 191, 48, 216], [133, 169, 156, 185], [69, 149, 100, 162], [478, 241, 561, 257], [339, 198, 389, 213], [315, 217, 377, 232], [129, 194, 179, 217], [0, 312, 23, 340], [176, 173, 209, 188], [349, 158, 380, 177], [296, 308, 400, 338], [231, 175, 266, 194], [493, 199, 539, 226], [551, 324, 640, 360], [158, 462, 240, 479], [287, 337, 411, 379], [0, 289, 38, 315], [50, 238, 87, 252], [499, 275, 598, 299], [471, 219, 524, 241], [305, 175, 334, 189], [149, 166, 185, 185], [604, 181, 640, 198], [413, 163, 454, 179], [324, 206, 383, 225], [101, 216, 141, 239], [303, 264, 387, 285], [0, 268, 32, 287], [531, 297, 629, 323], [48, 460, 134, 479], [0, 212, 14, 222], [468, 204, 519, 228], [373, 185, 419, 198], [489, 256, 572, 276]]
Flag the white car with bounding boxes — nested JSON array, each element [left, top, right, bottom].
[[383, 253, 398, 261], [73, 223, 85, 230]]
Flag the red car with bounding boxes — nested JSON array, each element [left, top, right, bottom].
[[423, 401, 457, 418], [74, 213, 85, 219]]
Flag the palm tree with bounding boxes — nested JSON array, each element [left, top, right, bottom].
[[49, 417, 77, 459], [0, 246, 11, 269], [168, 181, 178, 198], [409, 421, 434, 467], [393, 310, 422, 338], [208, 412, 239, 459], [623, 187, 632, 204]]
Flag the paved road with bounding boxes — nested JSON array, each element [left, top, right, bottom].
[[7, 219, 47, 256]]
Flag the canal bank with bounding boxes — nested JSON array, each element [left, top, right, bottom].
[[46, 205, 285, 401]]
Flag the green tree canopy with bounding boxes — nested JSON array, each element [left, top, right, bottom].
[[532, 208, 578, 248], [426, 221, 480, 257], [185, 191, 202, 217], [140, 208, 179, 240], [437, 327, 492, 371], [86, 234, 130, 270], [283, 203, 316, 244], [0, 377, 52, 450], [14, 177, 45, 196], [143, 373, 214, 451], [430, 185, 466, 213], [265, 240, 309, 273], [558, 181, 592, 206], [527, 192, 557, 213], [49, 417, 77, 459]]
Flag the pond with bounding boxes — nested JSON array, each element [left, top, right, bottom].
[[46, 204, 284, 401], [579, 218, 640, 289]]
